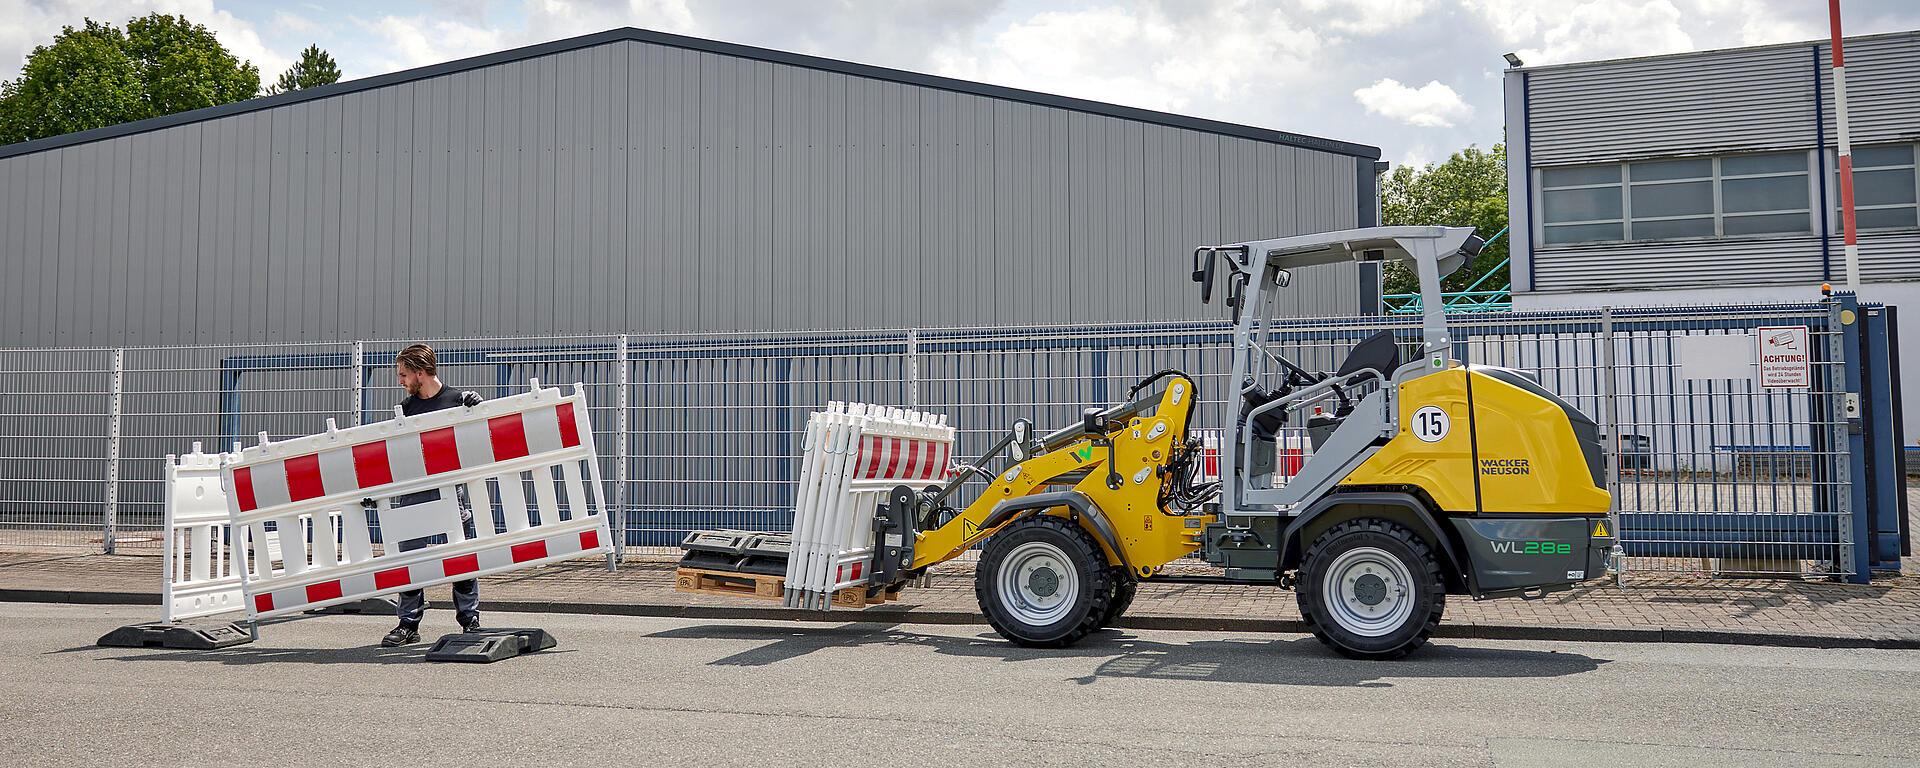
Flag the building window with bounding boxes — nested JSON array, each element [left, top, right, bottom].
[[1538, 151, 1814, 245], [1720, 152, 1810, 236], [1540, 165, 1622, 245], [1833, 143, 1919, 231], [1628, 158, 1713, 239]]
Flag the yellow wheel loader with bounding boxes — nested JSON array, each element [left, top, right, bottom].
[[678, 226, 1615, 659]]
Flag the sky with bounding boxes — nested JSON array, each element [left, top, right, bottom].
[[3, 0, 1917, 169]]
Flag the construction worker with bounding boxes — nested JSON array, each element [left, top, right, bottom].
[[380, 343, 485, 647]]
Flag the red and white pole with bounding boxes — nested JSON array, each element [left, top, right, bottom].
[[1828, 0, 1861, 290]]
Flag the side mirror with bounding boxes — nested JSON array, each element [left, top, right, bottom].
[[1193, 248, 1219, 304], [1273, 269, 1291, 288]]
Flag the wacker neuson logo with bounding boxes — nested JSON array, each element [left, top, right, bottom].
[[1479, 458, 1531, 475]]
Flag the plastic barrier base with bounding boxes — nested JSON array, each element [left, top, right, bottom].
[[97, 621, 254, 650], [423, 628, 556, 663], [305, 596, 398, 616]]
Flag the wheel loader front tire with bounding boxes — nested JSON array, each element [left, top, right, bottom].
[[975, 515, 1115, 648], [1296, 518, 1446, 660]]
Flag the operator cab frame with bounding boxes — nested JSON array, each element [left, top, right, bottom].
[[1191, 226, 1486, 520]]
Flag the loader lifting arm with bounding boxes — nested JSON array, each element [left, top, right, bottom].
[[906, 371, 1209, 573]]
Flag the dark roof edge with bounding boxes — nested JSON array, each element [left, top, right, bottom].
[[0, 26, 1380, 161]]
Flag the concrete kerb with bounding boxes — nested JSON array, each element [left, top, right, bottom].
[[10, 587, 1915, 651]]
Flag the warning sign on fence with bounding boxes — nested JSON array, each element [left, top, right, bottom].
[[1756, 326, 1811, 389]]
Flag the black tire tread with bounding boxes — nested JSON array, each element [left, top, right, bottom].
[[1098, 570, 1138, 628]]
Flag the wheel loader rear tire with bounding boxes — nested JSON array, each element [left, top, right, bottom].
[[975, 515, 1115, 648], [1296, 517, 1445, 660]]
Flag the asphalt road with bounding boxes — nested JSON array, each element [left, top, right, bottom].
[[4, 603, 1916, 768]]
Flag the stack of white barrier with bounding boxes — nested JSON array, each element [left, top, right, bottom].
[[784, 402, 954, 610], [221, 380, 613, 620], [96, 443, 258, 650], [162, 443, 248, 622]]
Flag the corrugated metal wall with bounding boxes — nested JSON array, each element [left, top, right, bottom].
[[1525, 45, 1817, 165], [1817, 34, 1920, 144], [0, 38, 1368, 348], [1510, 31, 1920, 293]]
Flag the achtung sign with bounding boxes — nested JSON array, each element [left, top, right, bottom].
[[1756, 326, 1811, 389]]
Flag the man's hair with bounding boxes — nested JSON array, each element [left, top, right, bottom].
[[396, 344, 437, 375]]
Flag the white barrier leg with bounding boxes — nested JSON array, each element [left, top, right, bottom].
[[785, 411, 830, 607]]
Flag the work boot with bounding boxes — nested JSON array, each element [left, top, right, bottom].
[[460, 616, 483, 634], [381, 625, 420, 647]]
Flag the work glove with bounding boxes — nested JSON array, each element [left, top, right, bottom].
[[460, 390, 482, 407]]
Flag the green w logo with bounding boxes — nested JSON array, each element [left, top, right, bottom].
[[1072, 445, 1094, 462]]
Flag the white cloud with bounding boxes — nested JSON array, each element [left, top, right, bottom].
[[930, 2, 1323, 115], [1353, 77, 1471, 127], [1398, 144, 1434, 170], [1300, 0, 1436, 35], [1456, 0, 1845, 67], [1470, 0, 1694, 66], [270, 11, 317, 37], [353, 14, 507, 73], [521, 0, 701, 41]]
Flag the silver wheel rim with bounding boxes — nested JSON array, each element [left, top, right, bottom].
[[1321, 546, 1416, 638], [997, 540, 1080, 626]]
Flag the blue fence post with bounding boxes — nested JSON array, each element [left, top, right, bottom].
[[1887, 306, 1912, 559], [1837, 293, 1871, 583], [1861, 306, 1903, 571]]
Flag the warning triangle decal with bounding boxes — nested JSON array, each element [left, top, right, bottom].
[[1592, 519, 1610, 538], [963, 518, 980, 540]]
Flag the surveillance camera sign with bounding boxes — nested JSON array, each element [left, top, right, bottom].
[[1757, 326, 1811, 389]]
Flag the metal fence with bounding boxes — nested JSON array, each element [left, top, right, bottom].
[[0, 298, 1905, 581]]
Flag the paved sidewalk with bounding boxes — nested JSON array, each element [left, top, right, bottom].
[[6, 549, 1919, 648]]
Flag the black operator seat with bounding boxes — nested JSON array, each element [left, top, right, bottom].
[[1305, 330, 1403, 445], [1336, 329, 1402, 379]]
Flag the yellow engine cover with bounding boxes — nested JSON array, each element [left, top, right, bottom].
[[1344, 368, 1610, 515]]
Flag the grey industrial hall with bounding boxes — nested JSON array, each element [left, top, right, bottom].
[[0, 27, 1384, 348]]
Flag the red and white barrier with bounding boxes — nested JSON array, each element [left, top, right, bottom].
[[162, 443, 248, 622], [785, 402, 954, 610], [221, 380, 613, 621]]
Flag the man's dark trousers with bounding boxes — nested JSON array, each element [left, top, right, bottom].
[[394, 515, 480, 629]]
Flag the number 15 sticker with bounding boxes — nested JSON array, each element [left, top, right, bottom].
[[1412, 405, 1450, 442]]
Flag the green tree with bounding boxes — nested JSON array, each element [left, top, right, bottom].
[[0, 20, 143, 145], [0, 13, 259, 145], [1379, 143, 1509, 296], [267, 45, 342, 95]]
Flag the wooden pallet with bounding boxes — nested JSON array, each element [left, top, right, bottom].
[[673, 567, 902, 609]]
